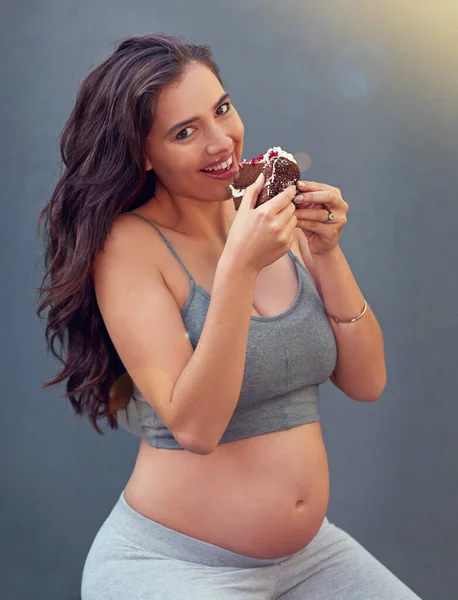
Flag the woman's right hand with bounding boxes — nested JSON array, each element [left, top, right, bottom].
[[224, 173, 298, 274]]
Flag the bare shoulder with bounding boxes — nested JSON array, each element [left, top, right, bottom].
[[94, 212, 161, 274]]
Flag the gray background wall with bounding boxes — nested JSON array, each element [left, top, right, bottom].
[[2, 1, 457, 598]]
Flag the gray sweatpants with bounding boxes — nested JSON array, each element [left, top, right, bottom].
[[81, 492, 422, 599]]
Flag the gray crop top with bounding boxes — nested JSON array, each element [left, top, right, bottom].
[[117, 211, 337, 449]]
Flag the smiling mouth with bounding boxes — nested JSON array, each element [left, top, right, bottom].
[[201, 153, 234, 173], [199, 153, 239, 180]]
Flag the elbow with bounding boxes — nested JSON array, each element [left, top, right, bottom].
[[333, 376, 387, 403], [354, 376, 387, 403], [176, 429, 217, 455], [183, 442, 216, 455], [187, 441, 216, 455], [170, 406, 217, 455]]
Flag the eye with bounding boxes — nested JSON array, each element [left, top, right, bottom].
[[175, 102, 232, 141], [176, 127, 194, 141], [216, 101, 232, 116]]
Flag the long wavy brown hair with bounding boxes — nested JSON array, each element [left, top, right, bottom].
[[36, 34, 222, 434]]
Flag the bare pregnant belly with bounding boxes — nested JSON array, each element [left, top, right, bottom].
[[123, 422, 330, 559]]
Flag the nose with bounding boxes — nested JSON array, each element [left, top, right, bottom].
[[205, 125, 233, 156]]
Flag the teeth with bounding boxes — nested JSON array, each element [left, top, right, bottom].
[[203, 155, 233, 172]]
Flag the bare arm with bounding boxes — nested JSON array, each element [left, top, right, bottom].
[[170, 254, 258, 454]]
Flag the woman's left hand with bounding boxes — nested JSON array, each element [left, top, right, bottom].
[[294, 180, 349, 257]]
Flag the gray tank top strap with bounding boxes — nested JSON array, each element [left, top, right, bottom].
[[121, 211, 193, 280]]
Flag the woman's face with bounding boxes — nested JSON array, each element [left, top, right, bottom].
[[145, 62, 245, 203]]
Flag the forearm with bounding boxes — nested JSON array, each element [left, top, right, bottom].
[[171, 255, 258, 454], [313, 245, 386, 402]]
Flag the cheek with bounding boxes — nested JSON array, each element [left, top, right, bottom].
[[149, 154, 188, 190], [160, 148, 197, 175]]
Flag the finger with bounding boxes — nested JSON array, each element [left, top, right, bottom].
[[239, 173, 265, 211], [295, 207, 331, 222], [296, 180, 337, 192], [296, 219, 336, 234], [261, 184, 297, 214], [295, 191, 336, 206]]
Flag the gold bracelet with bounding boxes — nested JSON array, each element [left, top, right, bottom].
[[328, 299, 368, 324]]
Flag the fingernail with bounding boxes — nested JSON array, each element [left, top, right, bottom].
[[295, 194, 304, 202]]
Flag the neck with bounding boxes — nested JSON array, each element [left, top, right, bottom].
[[145, 183, 237, 248]]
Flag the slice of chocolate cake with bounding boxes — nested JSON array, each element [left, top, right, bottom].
[[230, 147, 301, 210]]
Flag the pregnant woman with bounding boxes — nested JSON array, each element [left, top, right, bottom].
[[37, 33, 421, 599]]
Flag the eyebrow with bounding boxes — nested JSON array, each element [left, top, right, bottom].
[[164, 93, 231, 139]]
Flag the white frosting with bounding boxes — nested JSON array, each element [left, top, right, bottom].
[[230, 186, 245, 198], [263, 146, 297, 164], [230, 146, 297, 198]]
